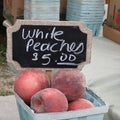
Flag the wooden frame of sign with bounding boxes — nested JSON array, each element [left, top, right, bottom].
[[6, 20, 92, 71]]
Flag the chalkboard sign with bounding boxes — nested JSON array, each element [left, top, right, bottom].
[[7, 20, 92, 70]]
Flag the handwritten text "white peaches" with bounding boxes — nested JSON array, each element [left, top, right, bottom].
[[22, 27, 84, 66]]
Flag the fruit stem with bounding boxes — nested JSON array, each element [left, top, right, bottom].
[[46, 70, 52, 79]]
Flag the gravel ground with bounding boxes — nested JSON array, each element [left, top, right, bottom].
[[0, 30, 17, 96], [0, 64, 17, 96]]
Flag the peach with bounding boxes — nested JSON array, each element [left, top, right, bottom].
[[51, 69, 86, 101], [14, 69, 50, 105], [31, 88, 68, 113], [68, 98, 94, 111]]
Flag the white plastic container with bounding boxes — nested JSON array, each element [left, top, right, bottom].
[[24, 0, 60, 20], [66, 0, 104, 36]]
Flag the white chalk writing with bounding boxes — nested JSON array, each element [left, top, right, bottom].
[[21, 26, 85, 66]]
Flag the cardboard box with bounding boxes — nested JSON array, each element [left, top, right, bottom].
[[105, 0, 109, 4], [103, 24, 120, 44], [3, 0, 24, 24], [15, 88, 109, 120], [107, 0, 120, 28]]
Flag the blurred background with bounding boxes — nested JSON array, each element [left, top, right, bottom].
[[0, 0, 6, 66]]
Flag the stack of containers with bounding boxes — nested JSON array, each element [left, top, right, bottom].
[[24, 0, 60, 20], [66, 0, 104, 36]]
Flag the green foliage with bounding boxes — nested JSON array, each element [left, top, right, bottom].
[[0, 44, 6, 64], [0, 90, 13, 96]]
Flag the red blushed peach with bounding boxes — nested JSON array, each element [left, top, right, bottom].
[[31, 88, 68, 113], [51, 69, 86, 101], [14, 69, 50, 105], [68, 98, 94, 111]]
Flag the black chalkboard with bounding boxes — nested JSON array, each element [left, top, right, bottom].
[[12, 24, 87, 68]]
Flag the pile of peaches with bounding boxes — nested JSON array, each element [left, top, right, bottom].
[[14, 69, 94, 113]]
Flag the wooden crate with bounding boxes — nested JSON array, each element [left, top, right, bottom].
[[3, 0, 24, 24]]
